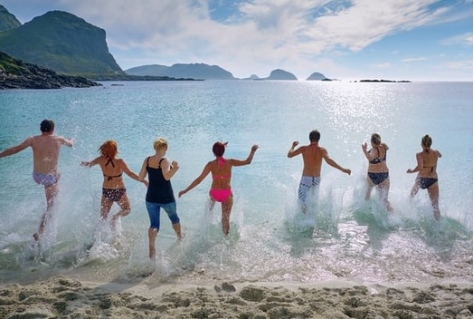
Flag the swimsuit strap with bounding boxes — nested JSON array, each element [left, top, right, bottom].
[[381, 144, 387, 161], [104, 173, 122, 181], [105, 158, 115, 168], [158, 158, 165, 168], [217, 156, 226, 167], [146, 156, 150, 167]]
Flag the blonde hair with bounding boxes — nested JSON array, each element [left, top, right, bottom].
[[371, 133, 381, 145], [99, 140, 118, 158], [153, 137, 168, 151], [422, 135, 432, 148]]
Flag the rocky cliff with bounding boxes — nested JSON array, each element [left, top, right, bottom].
[[0, 10, 123, 76], [0, 51, 101, 89]]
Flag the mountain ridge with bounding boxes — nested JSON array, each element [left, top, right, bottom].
[[0, 10, 123, 76]]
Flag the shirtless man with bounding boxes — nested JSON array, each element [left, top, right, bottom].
[[287, 129, 351, 212], [407, 134, 442, 221], [0, 119, 74, 241]]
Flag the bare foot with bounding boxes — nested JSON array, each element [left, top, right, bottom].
[[33, 233, 40, 241]]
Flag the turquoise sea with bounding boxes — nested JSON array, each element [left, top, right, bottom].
[[0, 80, 472, 286]]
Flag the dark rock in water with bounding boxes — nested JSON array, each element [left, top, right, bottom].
[[0, 51, 101, 89]]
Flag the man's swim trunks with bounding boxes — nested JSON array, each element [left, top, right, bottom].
[[33, 172, 59, 187], [298, 176, 321, 203]]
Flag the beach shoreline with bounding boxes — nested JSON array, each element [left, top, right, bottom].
[[1, 275, 472, 319]]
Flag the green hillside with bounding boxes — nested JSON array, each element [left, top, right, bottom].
[[0, 10, 123, 76], [0, 5, 21, 32]]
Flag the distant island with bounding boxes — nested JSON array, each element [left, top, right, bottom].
[[264, 69, 297, 80], [125, 63, 234, 80]]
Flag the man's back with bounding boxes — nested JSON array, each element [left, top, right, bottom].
[[31, 134, 64, 174], [301, 144, 324, 177]]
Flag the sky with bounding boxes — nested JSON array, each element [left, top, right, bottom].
[[1, 0, 472, 81]]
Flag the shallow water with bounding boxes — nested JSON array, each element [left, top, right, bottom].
[[0, 81, 471, 286]]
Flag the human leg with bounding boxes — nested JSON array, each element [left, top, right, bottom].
[[365, 181, 374, 201], [100, 195, 114, 221], [146, 201, 161, 260], [221, 194, 233, 235], [410, 179, 420, 198], [162, 202, 182, 240], [427, 183, 440, 221], [33, 184, 59, 241], [379, 178, 393, 212], [112, 193, 131, 227]]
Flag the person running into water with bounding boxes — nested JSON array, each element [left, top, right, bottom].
[[179, 142, 258, 236], [407, 135, 442, 221], [362, 133, 394, 212], [138, 137, 182, 260], [288, 129, 351, 213], [81, 140, 146, 228], [0, 119, 74, 241]]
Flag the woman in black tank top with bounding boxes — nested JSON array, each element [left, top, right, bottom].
[[138, 137, 182, 260]]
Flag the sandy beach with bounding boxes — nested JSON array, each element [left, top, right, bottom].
[[1, 275, 472, 319]]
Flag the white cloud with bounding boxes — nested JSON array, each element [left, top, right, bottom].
[[440, 32, 473, 46], [444, 59, 473, 70], [401, 57, 428, 62], [370, 62, 393, 69]]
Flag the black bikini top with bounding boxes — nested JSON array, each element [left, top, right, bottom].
[[369, 145, 387, 164], [103, 158, 122, 181]]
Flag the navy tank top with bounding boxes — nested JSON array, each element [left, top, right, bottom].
[[145, 157, 175, 204]]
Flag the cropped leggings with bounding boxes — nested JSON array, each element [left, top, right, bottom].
[[145, 201, 180, 231]]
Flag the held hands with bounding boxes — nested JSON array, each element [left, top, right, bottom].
[[251, 145, 259, 152], [343, 168, 352, 176], [178, 190, 186, 198]]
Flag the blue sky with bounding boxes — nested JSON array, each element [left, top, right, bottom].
[[1, 0, 472, 81]]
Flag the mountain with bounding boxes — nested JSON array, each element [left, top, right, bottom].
[[125, 64, 169, 77], [306, 72, 328, 81], [265, 69, 297, 80], [0, 10, 123, 76], [0, 5, 21, 32], [0, 51, 100, 89], [125, 63, 235, 80]]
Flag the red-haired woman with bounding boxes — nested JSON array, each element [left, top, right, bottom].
[[178, 142, 258, 235], [81, 140, 146, 227]]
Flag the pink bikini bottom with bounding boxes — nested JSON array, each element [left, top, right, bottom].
[[209, 188, 232, 203]]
